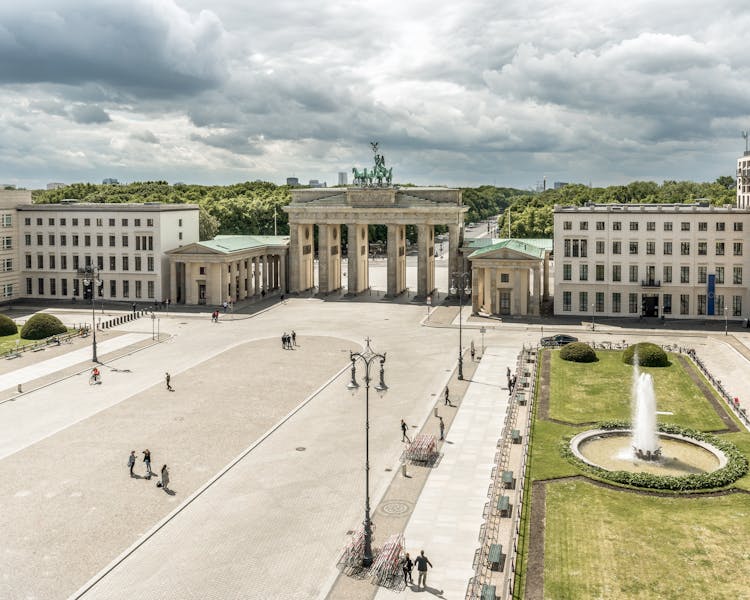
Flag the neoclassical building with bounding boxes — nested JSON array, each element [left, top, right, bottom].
[[166, 235, 288, 305], [284, 187, 468, 299]]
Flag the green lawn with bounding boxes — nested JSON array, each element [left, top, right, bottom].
[[548, 350, 727, 430], [544, 479, 750, 600], [0, 329, 77, 354]]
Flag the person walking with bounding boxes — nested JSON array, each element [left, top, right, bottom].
[[470, 340, 476, 361], [438, 416, 445, 441], [222, 300, 228, 313], [291, 330, 296, 346], [402, 552, 414, 585], [415, 550, 433, 588], [159, 464, 170, 491], [127, 450, 136, 477], [143, 449, 152, 479], [444, 387, 452, 406], [165, 372, 173, 392], [401, 419, 410, 443]]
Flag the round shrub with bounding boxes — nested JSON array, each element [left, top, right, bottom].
[[622, 342, 668, 367], [560, 341, 597, 363], [0, 313, 18, 336], [20, 313, 67, 340]]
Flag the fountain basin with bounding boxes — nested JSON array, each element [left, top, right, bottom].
[[570, 429, 728, 477]]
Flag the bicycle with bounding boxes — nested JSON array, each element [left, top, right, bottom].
[[89, 373, 102, 385]]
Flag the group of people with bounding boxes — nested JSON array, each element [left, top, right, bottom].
[[401, 550, 433, 588], [281, 331, 296, 349], [127, 449, 170, 491]]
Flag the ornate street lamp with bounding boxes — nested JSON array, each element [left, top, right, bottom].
[[347, 337, 388, 568], [78, 266, 101, 362], [450, 272, 471, 380]]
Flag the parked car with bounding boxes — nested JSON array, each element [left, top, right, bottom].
[[540, 334, 578, 347]]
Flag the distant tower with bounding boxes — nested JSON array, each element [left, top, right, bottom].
[[338, 171, 347, 186], [738, 132, 750, 208], [543, 176, 547, 191]]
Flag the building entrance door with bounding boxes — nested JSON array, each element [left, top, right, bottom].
[[642, 294, 658, 317], [198, 284, 206, 305], [499, 290, 511, 315]]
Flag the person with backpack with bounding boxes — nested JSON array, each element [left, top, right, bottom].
[[402, 552, 414, 585], [143, 449, 152, 479], [127, 450, 136, 477]]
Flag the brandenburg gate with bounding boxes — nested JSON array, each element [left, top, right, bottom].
[[284, 188, 467, 298]]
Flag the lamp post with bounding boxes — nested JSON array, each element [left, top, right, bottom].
[[591, 302, 595, 332], [78, 266, 101, 362], [450, 272, 471, 380], [725, 307, 728, 336], [347, 337, 388, 568]]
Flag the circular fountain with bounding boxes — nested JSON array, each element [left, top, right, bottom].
[[569, 362, 734, 485]]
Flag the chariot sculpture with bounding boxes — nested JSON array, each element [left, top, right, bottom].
[[352, 142, 393, 187]]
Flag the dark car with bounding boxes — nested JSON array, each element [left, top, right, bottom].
[[540, 334, 578, 347]]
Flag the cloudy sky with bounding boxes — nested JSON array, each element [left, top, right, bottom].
[[1, 0, 749, 190]]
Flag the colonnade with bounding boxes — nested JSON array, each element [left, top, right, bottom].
[[471, 262, 547, 316]]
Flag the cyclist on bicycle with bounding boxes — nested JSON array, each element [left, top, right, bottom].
[[91, 367, 101, 383]]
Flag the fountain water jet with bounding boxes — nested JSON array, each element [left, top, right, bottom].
[[632, 372, 661, 460]]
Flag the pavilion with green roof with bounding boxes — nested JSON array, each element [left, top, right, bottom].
[[166, 234, 289, 306], [466, 238, 551, 316]]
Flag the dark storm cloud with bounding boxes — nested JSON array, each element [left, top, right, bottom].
[[68, 104, 111, 124], [0, 0, 229, 97]]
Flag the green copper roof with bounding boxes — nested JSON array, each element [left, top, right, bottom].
[[467, 237, 552, 251], [198, 235, 289, 253], [468, 238, 547, 260]]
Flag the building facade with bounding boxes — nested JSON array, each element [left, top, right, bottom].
[[737, 152, 750, 209], [553, 202, 750, 319], [17, 203, 199, 303]]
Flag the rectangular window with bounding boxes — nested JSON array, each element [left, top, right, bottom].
[[579, 264, 588, 281], [733, 266, 743, 285], [698, 266, 707, 284], [564, 239, 571, 257], [135, 256, 142, 271], [135, 280, 142, 298], [734, 242, 743, 256], [37, 278, 44, 295], [716, 294, 725, 315], [596, 264, 604, 281], [26, 278, 32, 295], [629, 265, 638, 283], [629, 241, 638, 255], [48, 234, 55, 246], [3, 237, 12, 250], [36, 255, 43, 269], [109, 235, 116, 247], [698, 242, 707, 255], [147, 218, 153, 227], [24, 234, 30, 246], [96, 235, 103, 247], [612, 293, 621, 313], [579, 291, 588, 312], [50, 278, 56, 296], [697, 294, 706, 315], [36, 218, 42, 226], [96, 218, 102, 227], [147, 256, 154, 272], [84, 235, 91, 247], [681, 242, 690, 255], [717, 222, 726, 231], [563, 291, 572, 312], [664, 222, 673, 231], [664, 242, 672, 255], [24, 217, 30, 226], [596, 241, 605, 254], [122, 235, 128, 247], [663, 293, 672, 314], [24, 255, 31, 269], [646, 241, 655, 255], [73, 278, 79, 296], [109, 218, 115, 226], [110, 280, 116, 297], [61, 255, 67, 270], [109, 256, 116, 270], [733, 295, 742, 316], [72, 218, 78, 226], [84, 218, 90, 226], [148, 236, 153, 251], [613, 221, 621, 231], [147, 280, 154, 298], [563, 221, 572, 230], [716, 242, 725, 255], [646, 221, 655, 231], [60, 234, 67, 247], [680, 294, 690, 315], [500, 273, 509, 283], [122, 256, 129, 271], [681, 222, 690, 231], [579, 221, 588, 230], [73, 235, 79, 247], [73, 255, 79, 270], [716, 267, 724, 284], [49, 255, 55, 269], [596, 221, 605, 231], [122, 218, 128, 227], [97, 256, 104, 270], [61, 279, 67, 296], [136, 237, 141, 251], [595, 291, 604, 312], [134, 218, 141, 227], [563, 264, 572, 281], [60, 218, 66, 226], [630, 221, 638, 231], [37, 234, 43, 246], [698, 222, 708, 232], [178, 218, 183, 227], [734, 222, 744, 232], [629, 293, 638, 314], [122, 280, 129, 298], [612, 241, 621, 255], [681, 266, 690, 283], [612, 265, 621, 282], [663, 265, 672, 283]]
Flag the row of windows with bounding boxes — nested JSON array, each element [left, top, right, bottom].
[[563, 220, 744, 232], [565, 239, 743, 257], [25, 254, 155, 272], [24, 233, 157, 249], [561, 291, 743, 316], [562, 264, 743, 285], [0, 214, 11, 227], [24, 216, 156, 228], [26, 277, 155, 299]]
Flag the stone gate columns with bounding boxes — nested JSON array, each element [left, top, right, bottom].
[[288, 223, 314, 293], [489, 269, 499, 314], [279, 252, 287, 293], [318, 224, 341, 294], [513, 270, 522, 315], [229, 262, 237, 300], [207, 263, 221, 305], [169, 261, 177, 303], [543, 255, 550, 300], [240, 259, 248, 299], [185, 262, 196, 305], [386, 224, 406, 297], [532, 267, 542, 315], [347, 223, 369, 295], [472, 267, 481, 313], [448, 223, 463, 281], [262, 255, 269, 293], [416, 224, 435, 300]]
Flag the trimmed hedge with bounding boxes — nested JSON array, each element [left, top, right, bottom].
[[0, 314, 17, 336], [562, 420, 748, 492], [560, 342, 597, 363], [622, 342, 669, 367], [20, 313, 67, 340]]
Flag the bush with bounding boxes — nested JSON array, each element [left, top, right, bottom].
[[560, 342, 597, 363], [622, 342, 669, 367], [0, 314, 17, 336], [20, 313, 67, 340]]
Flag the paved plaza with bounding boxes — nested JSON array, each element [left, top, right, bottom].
[[1, 283, 749, 599]]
